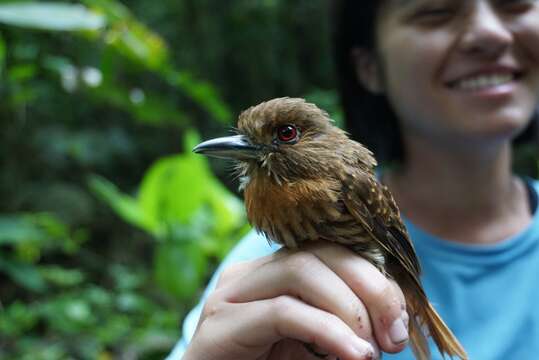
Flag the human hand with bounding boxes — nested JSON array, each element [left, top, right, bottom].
[[182, 242, 409, 360]]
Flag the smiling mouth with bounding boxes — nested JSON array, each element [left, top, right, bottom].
[[448, 72, 523, 92]]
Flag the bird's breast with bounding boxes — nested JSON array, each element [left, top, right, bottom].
[[244, 175, 369, 248]]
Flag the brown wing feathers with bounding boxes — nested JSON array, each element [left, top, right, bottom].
[[340, 166, 466, 359]]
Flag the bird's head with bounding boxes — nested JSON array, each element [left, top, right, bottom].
[[193, 97, 352, 187]]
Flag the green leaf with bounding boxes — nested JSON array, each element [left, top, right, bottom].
[[137, 151, 223, 239], [83, 0, 168, 69], [84, 285, 113, 308], [162, 68, 232, 124], [106, 20, 168, 70], [94, 314, 130, 345], [81, 0, 131, 22], [39, 295, 96, 333], [182, 128, 201, 154], [153, 242, 207, 299], [39, 265, 85, 287], [0, 301, 39, 337], [110, 264, 146, 291], [0, 213, 79, 260], [0, 2, 105, 31], [206, 182, 245, 238], [0, 257, 47, 292], [0, 215, 48, 246], [8, 63, 37, 82], [87, 174, 155, 233], [115, 292, 152, 313], [92, 130, 247, 244], [32, 212, 73, 240], [64, 300, 92, 323]]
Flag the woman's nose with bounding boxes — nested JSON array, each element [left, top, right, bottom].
[[458, 2, 513, 59]]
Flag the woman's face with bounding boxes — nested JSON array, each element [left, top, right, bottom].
[[369, 0, 539, 147]]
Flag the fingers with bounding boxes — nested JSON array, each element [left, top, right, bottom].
[[309, 243, 409, 354], [209, 243, 408, 357], [221, 251, 374, 343], [267, 296, 374, 360], [199, 295, 375, 360]]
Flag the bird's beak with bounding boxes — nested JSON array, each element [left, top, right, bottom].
[[193, 134, 260, 160]]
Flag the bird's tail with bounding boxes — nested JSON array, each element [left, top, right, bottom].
[[409, 300, 468, 360], [408, 313, 430, 360]]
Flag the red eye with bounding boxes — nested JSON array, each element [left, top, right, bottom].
[[277, 125, 298, 143]]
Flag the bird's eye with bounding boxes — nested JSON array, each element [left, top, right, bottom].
[[276, 124, 299, 143]]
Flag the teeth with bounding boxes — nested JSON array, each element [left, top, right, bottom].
[[453, 73, 514, 91]]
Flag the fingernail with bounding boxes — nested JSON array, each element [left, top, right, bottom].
[[352, 339, 374, 359], [389, 316, 408, 345]]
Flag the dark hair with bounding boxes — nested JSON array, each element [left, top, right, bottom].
[[331, 0, 539, 164]]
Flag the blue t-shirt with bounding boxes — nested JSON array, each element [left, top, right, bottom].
[[168, 179, 539, 360]]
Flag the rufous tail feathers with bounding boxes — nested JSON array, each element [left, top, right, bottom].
[[410, 301, 468, 360]]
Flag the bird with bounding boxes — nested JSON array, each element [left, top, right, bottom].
[[193, 97, 467, 360]]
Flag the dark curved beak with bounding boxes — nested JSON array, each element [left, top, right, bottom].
[[193, 134, 260, 160]]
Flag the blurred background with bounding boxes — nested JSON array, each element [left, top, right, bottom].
[[0, 0, 340, 358], [0, 1, 537, 359]]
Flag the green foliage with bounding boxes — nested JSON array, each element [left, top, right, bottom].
[[153, 242, 208, 299], [89, 131, 248, 299], [0, 0, 247, 357], [0, 213, 85, 292], [0, 2, 105, 31]]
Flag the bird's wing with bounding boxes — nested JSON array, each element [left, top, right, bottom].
[[340, 167, 422, 278]]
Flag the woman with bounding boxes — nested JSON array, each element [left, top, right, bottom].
[[172, 0, 539, 359]]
